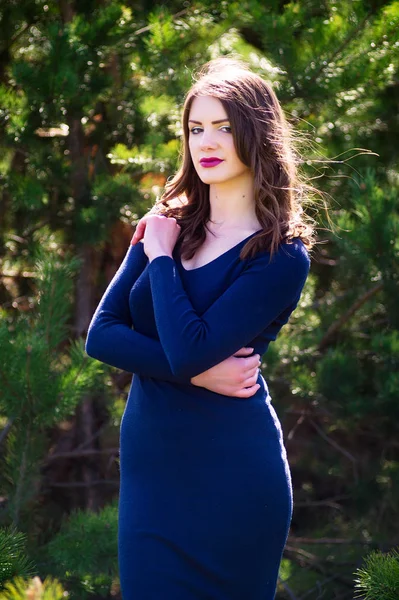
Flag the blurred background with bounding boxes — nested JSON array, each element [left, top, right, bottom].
[[0, 1, 398, 598]]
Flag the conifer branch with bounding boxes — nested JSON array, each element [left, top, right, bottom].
[[305, 11, 373, 88], [45, 447, 119, 462], [278, 579, 299, 600], [294, 495, 349, 509], [12, 431, 29, 527], [132, 9, 189, 37], [296, 575, 348, 599], [0, 270, 36, 278], [25, 345, 33, 406], [76, 422, 109, 451], [49, 479, 119, 488], [57, 353, 88, 403], [289, 537, 377, 545], [309, 419, 357, 468], [0, 367, 21, 404], [285, 545, 355, 586], [0, 419, 13, 446], [318, 282, 384, 350], [9, 23, 32, 49], [309, 419, 358, 481], [45, 280, 56, 349]]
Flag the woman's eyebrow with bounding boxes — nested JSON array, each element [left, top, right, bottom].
[[188, 119, 230, 125]]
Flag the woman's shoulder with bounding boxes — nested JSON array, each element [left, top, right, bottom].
[[255, 237, 310, 266], [248, 237, 310, 281], [279, 237, 311, 267]]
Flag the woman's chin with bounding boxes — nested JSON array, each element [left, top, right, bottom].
[[196, 173, 229, 185]]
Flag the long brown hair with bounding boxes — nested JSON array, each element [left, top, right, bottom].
[[154, 57, 315, 260]]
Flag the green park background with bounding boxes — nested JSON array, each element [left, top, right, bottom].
[[0, 1, 398, 598]]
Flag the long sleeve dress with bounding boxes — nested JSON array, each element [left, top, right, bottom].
[[86, 231, 310, 600]]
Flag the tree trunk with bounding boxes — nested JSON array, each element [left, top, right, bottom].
[[0, 149, 26, 257], [63, 18, 101, 505]]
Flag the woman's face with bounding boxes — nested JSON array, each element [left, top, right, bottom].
[[188, 96, 250, 186]]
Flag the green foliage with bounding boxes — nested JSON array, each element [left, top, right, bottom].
[[312, 169, 399, 428], [75, 174, 145, 243], [0, 252, 100, 423], [34, 252, 81, 351], [317, 348, 371, 418], [0, 85, 28, 140], [0, 251, 103, 526], [46, 504, 118, 599], [0, 577, 66, 600], [7, 174, 46, 212], [0, 528, 34, 590], [0, 1, 399, 598], [354, 548, 399, 600]]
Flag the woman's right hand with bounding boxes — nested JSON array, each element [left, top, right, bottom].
[[191, 347, 262, 398]]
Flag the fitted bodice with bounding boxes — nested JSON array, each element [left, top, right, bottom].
[[129, 235, 298, 360]]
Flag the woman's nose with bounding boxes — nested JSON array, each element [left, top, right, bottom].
[[199, 131, 217, 150]]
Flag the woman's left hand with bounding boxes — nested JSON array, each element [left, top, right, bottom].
[[131, 214, 181, 262]]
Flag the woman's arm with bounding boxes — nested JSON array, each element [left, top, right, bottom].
[[147, 240, 310, 380], [85, 241, 261, 395], [85, 242, 189, 383], [192, 347, 262, 398]]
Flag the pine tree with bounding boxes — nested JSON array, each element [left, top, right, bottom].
[[0, 250, 102, 529], [45, 503, 118, 599], [0, 576, 66, 600], [0, 528, 34, 591], [1, 1, 398, 598], [354, 548, 399, 600]]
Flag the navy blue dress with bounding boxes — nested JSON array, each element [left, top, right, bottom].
[[86, 232, 310, 599]]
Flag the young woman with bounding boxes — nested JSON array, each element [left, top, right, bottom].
[[86, 58, 313, 600]]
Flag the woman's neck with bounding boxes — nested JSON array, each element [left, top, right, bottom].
[[208, 181, 260, 234]]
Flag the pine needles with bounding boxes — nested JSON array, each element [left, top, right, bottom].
[[354, 548, 399, 600], [0, 528, 34, 590]]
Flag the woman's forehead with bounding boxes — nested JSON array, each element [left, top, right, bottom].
[[188, 96, 229, 122]]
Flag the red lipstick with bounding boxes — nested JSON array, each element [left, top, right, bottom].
[[199, 157, 223, 168]]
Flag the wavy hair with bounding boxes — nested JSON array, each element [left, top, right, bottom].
[[155, 58, 315, 260]]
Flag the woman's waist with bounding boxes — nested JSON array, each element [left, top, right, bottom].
[[132, 372, 268, 404], [126, 374, 278, 430], [122, 376, 284, 463]]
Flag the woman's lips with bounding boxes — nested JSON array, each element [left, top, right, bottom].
[[199, 158, 223, 168]]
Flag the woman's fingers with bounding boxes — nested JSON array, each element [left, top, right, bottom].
[[242, 369, 260, 388], [242, 354, 261, 374], [143, 215, 181, 260], [231, 360, 262, 398], [233, 383, 261, 398], [131, 218, 148, 245], [234, 347, 254, 357], [131, 213, 171, 245]]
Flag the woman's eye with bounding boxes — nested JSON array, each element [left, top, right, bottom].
[[189, 125, 231, 134]]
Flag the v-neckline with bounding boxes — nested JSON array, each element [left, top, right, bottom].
[[178, 230, 262, 273]]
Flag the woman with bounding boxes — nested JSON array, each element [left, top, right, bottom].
[[86, 58, 313, 599]]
